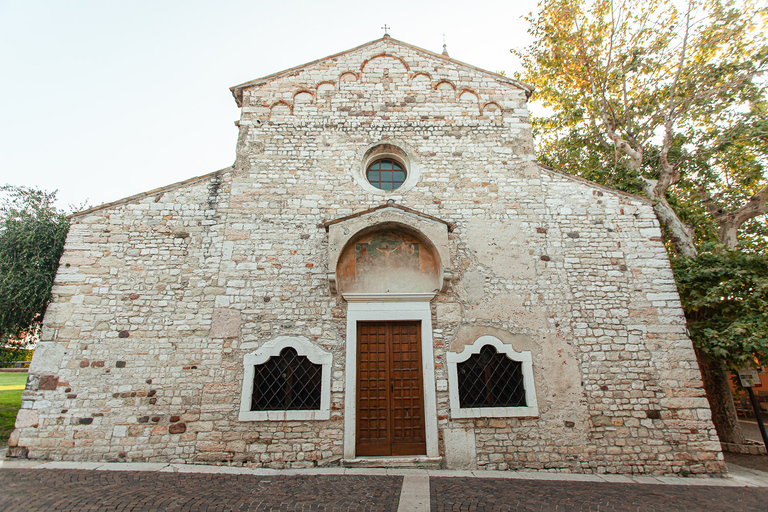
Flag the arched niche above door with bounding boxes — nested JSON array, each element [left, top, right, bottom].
[[337, 229, 438, 295], [323, 204, 454, 297]]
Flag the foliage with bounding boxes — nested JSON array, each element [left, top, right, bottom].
[[673, 247, 768, 368], [0, 185, 70, 363], [0, 372, 27, 444], [517, 0, 768, 255], [517, 0, 768, 442], [685, 94, 768, 249]]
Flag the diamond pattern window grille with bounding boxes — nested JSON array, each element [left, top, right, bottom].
[[251, 347, 322, 411], [457, 345, 526, 408]]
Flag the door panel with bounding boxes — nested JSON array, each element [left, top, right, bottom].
[[356, 322, 390, 456], [356, 321, 426, 456]]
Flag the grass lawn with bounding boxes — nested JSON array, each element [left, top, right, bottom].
[[0, 372, 27, 445]]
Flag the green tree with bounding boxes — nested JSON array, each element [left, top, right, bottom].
[[0, 185, 70, 366], [517, 0, 768, 445], [674, 249, 768, 367]]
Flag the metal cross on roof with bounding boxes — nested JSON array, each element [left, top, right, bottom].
[[382, 24, 390, 36]]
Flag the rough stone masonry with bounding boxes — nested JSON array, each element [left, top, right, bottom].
[[9, 36, 725, 475]]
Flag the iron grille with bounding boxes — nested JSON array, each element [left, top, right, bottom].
[[457, 345, 526, 408], [251, 347, 322, 411]]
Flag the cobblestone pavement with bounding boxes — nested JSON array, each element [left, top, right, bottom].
[[3, 464, 768, 511], [431, 477, 768, 511], [0, 469, 403, 512]]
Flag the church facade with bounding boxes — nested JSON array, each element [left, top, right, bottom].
[[11, 37, 725, 475]]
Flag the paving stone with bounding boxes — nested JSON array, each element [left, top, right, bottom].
[[0, 469, 402, 511], [430, 476, 768, 511]]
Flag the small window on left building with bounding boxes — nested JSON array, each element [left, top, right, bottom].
[[251, 347, 321, 411], [239, 336, 332, 421]]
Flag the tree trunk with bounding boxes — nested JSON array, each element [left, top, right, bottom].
[[642, 181, 698, 258], [694, 346, 746, 446]]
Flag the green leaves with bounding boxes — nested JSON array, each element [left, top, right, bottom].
[[673, 248, 768, 369], [0, 185, 70, 353], [518, 0, 767, 251], [520, 0, 768, 370]]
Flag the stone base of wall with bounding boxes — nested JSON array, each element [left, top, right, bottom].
[[5, 447, 28, 458], [721, 442, 767, 455]]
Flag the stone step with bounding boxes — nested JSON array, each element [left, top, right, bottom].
[[341, 456, 443, 469]]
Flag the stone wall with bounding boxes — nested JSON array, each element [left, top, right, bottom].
[[11, 37, 725, 475]]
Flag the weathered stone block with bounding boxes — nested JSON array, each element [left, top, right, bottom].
[[15, 410, 39, 429], [169, 423, 187, 434], [37, 375, 58, 390], [210, 308, 241, 339]]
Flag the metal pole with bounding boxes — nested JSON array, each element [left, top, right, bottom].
[[747, 386, 768, 452]]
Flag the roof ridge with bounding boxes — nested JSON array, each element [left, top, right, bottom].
[[69, 167, 233, 219], [536, 163, 653, 204]]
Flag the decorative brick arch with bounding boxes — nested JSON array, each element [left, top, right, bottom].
[[316, 81, 336, 95], [410, 71, 432, 81], [292, 89, 314, 102], [269, 100, 293, 114], [339, 71, 359, 82], [481, 101, 502, 115], [458, 88, 479, 101], [360, 52, 411, 73], [434, 79, 456, 91]]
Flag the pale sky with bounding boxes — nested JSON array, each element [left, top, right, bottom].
[[0, 1, 534, 211]]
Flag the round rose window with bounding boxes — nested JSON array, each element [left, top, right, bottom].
[[366, 159, 406, 190]]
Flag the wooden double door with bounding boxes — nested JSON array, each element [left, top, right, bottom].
[[356, 321, 426, 456]]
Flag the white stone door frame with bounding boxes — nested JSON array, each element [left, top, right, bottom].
[[343, 294, 439, 459]]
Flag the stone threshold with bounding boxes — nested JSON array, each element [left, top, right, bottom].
[[341, 456, 443, 469], [2, 459, 767, 487]]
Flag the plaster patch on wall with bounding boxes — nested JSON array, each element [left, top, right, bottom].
[[28, 342, 66, 374], [466, 292, 546, 330], [465, 218, 535, 282], [460, 270, 486, 304], [436, 302, 461, 324]]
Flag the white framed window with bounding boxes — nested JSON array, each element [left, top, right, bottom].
[[239, 336, 332, 421], [353, 142, 422, 195], [447, 335, 538, 418]]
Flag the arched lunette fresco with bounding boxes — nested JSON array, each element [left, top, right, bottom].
[[336, 226, 440, 295], [323, 204, 453, 297]]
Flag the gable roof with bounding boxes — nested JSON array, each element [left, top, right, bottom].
[[536, 163, 653, 205], [69, 167, 232, 219], [230, 36, 534, 107]]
